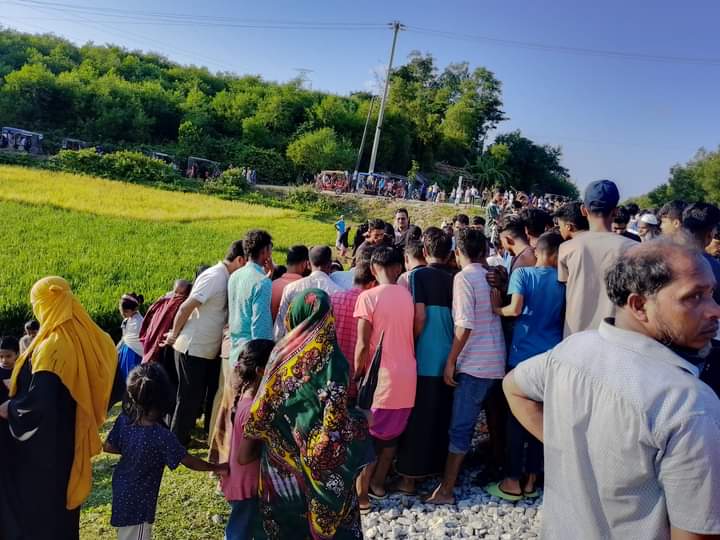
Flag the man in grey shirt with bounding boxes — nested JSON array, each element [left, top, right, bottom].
[[504, 241, 720, 540]]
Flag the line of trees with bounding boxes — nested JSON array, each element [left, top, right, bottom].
[[627, 147, 720, 208], [0, 27, 578, 195]]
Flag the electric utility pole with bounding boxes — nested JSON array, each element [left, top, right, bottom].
[[353, 95, 376, 180], [367, 21, 404, 175]]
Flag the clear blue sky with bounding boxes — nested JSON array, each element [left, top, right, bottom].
[[4, 0, 720, 197]]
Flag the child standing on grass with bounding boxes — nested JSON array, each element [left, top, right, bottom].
[[487, 231, 565, 501], [18, 320, 39, 354], [0, 336, 19, 403], [221, 339, 274, 540], [117, 293, 145, 381], [104, 363, 228, 540]]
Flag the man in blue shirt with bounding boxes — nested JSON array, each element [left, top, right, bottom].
[[228, 229, 273, 365]]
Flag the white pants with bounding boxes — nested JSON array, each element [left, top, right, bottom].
[[117, 522, 153, 540]]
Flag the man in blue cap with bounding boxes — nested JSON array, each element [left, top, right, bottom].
[[558, 179, 636, 336]]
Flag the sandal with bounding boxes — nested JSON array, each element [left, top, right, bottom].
[[523, 488, 540, 499], [368, 486, 387, 501], [485, 481, 523, 502], [359, 505, 371, 515]]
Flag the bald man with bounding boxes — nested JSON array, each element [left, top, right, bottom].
[[504, 241, 720, 540]]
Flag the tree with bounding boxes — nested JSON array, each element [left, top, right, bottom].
[[286, 128, 355, 175], [483, 131, 578, 198]]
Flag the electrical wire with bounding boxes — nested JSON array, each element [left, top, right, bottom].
[[405, 25, 720, 66]]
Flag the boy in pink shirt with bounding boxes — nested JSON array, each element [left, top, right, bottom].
[[354, 246, 416, 512]]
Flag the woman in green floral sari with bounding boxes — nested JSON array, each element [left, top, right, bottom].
[[245, 288, 371, 539]]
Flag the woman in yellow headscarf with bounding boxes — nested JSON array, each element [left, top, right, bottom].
[[0, 276, 117, 540]]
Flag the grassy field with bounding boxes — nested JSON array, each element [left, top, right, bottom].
[[0, 165, 340, 538], [0, 165, 334, 335]]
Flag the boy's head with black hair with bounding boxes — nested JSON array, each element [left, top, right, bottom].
[[554, 202, 589, 240], [455, 228, 488, 266], [0, 336, 20, 369], [366, 219, 388, 246], [612, 206, 631, 234], [658, 200, 687, 237], [472, 216, 486, 231], [453, 213, 470, 230], [682, 203, 720, 247], [224, 240, 246, 271], [535, 231, 564, 267], [520, 208, 553, 246], [498, 215, 529, 255], [286, 245, 310, 276], [370, 246, 404, 284], [243, 229, 273, 263], [422, 227, 453, 263]]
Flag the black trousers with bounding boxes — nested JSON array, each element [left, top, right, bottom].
[[171, 351, 220, 445], [505, 412, 543, 479]]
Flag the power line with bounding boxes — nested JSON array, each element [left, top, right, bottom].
[[405, 25, 720, 66], [9, 0, 720, 66], [9, 0, 386, 29]]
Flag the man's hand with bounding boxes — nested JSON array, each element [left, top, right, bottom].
[[161, 331, 176, 347], [0, 400, 9, 420], [443, 360, 458, 388], [486, 265, 508, 292], [490, 288, 503, 311]]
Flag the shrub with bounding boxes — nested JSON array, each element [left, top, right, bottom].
[[285, 185, 356, 216], [201, 167, 249, 199], [52, 148, 182, 185], [232, 145, 296, 185]]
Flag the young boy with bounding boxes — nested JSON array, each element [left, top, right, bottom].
[[395, 227, 455, 494], [486, 231, 566, 500], [353, 246, 416, 511], [19, 320, 39, 354], [426, 229, 506, 505], [397, 237, 426, 290], [0, 336, 20, 403]]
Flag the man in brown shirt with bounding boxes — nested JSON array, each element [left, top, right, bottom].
[[559, 179, 635, 337]]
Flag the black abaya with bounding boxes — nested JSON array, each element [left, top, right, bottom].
[[0, 361, 79, 540]]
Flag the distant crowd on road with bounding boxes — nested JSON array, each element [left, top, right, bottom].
[[1, 178, 720, 540]]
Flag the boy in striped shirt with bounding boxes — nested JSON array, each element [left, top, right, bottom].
[[426, 228, 506, 505]]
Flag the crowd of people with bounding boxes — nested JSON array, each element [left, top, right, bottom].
[[1, 178, 720, 540]]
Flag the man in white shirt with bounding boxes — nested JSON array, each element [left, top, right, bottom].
[[274, 245, 341, 339], [504, 241, 720, 540], [165, 240, 245, 445]]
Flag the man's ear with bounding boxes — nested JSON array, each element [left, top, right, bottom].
[[626, 292, 650, 323]]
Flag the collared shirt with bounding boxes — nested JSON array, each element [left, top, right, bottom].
[[228, 261, 273, 364], [173, 261, 229, 360], [274, 271, 342, 339], [329, 269, 355, 291], [271, 272, 302, 320], [513, 320, 720, 540], [452, 264, 505, 379]]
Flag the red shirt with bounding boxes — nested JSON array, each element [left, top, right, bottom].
[[331, 287, 362, 396], [271, 273, 302, 321]]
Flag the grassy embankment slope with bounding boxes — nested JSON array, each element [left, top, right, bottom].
[[0, 164, 341, 539]]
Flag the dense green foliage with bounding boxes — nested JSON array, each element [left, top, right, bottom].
[[635, 147, 720, 207], [53, 148, 183, 184], [0, 28, 510, 181]]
